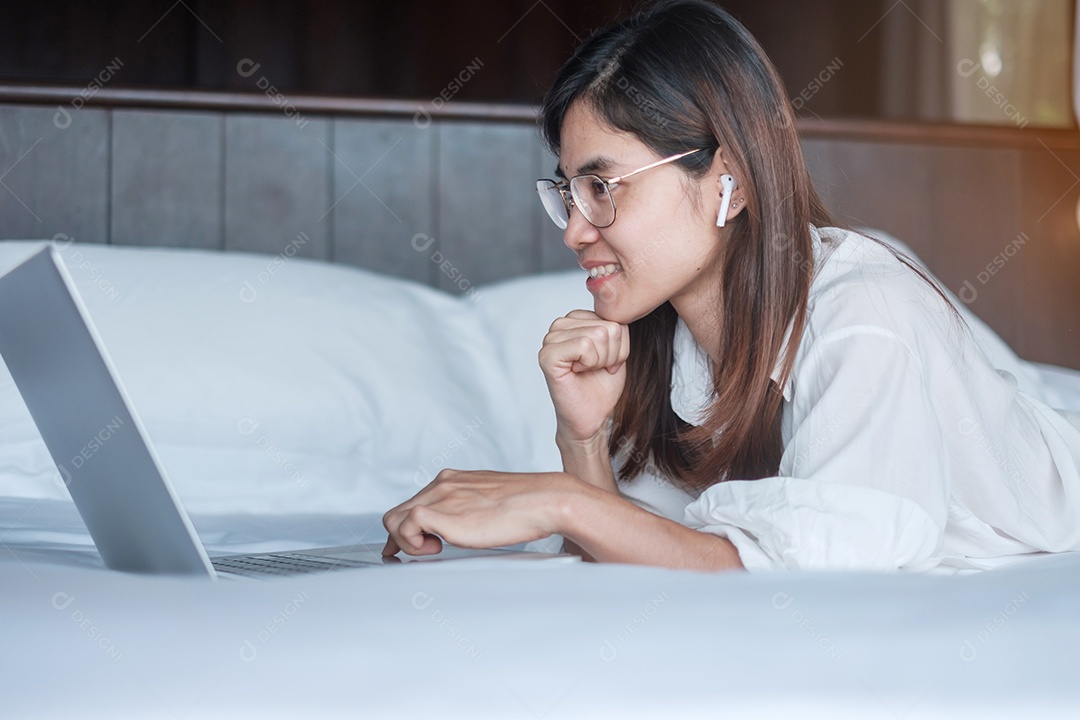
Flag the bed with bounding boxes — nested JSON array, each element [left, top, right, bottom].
[[3, 85, 1080, 718], [2, 235, 1080, 719]]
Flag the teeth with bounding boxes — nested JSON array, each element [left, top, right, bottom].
[[589, 263, 621, 278]]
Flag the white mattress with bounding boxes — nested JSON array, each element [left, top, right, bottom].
[[3, 241, 1080, 718], [3, 496, 1080, 719]]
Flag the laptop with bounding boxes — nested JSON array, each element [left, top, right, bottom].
[[0, 245, 573, 579]]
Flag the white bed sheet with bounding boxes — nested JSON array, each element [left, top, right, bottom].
[[4, 238, 1080, 718], [3, 495, 1080, 720]]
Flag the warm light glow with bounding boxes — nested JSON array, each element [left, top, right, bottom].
[[979, 43, 1003, 77]]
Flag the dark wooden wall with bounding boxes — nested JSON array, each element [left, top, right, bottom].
[[802, 122, 1080, 372], [1, 87, 1079, 370], [0, 0, 887, 116]]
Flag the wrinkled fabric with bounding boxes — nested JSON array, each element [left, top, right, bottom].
[[653, 226, 1080, 571]]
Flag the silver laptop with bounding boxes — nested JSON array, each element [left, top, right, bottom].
[[0, 245, 570, 579]]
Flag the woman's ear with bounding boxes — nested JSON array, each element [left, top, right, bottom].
[[711, 149, 746, 228]]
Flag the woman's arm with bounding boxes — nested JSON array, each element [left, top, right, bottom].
[[556, 431, 618, 562], [539, 308, 630, 558], [557, 438, 740, 570], [562, 478, 743, 571], [381, 469, 743, 572]]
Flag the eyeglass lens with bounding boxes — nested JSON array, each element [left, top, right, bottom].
[[535, 176, 615, 229], [536, 180, 569, 229]]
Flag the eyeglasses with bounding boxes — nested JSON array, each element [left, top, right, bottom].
[[536, 148, 704, 229]]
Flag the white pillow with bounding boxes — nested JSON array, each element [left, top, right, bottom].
[[472, 271, 592, 474], [0, 241, 529, 514], [2, 229, 1068, 518]]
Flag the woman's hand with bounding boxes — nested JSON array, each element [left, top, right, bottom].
[[382, 468, 743, 572], [381, 469, 580, 556], [539, 309, 630, 445]]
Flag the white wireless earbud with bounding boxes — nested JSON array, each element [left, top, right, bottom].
[[716, 174, 735, 228]]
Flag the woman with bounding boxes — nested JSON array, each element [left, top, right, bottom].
[[382, 0, 1080, 571]]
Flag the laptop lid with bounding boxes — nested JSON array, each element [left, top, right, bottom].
[[0, 246, 214, 576]]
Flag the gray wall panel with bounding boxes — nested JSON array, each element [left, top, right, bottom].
[[435, 120, 538, 295], [111, 109, 223, 249], [0, 105, 108, 243], [1, 94, 1075, 366], [331, 116, 434, 284], [535, 141, 577, 273], [224, 113, 330, 259]]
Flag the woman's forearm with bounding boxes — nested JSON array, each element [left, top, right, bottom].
[[556, 431, 618, 494], [556, 478, 744, 572], [556, 433, 612, 561]]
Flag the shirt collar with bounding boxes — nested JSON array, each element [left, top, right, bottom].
[[670, 226, 827, 423]]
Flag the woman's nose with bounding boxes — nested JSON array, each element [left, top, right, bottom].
[[562, 207, 600, 253]]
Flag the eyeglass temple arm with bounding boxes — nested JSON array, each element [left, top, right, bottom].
[[607, 148, 704, 184]]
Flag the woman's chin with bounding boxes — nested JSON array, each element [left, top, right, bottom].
[[593, 302, 654, 326]]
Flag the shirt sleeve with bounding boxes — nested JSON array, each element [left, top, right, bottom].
[[682, 326, 949, 571]]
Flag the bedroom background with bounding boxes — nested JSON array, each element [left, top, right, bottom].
[[3, 3, 1080, 719], [0, 0, 1077, 369]]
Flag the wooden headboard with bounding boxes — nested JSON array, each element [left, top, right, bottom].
[[1, 85, 1078, 369], [801, 121, 1080, 371]]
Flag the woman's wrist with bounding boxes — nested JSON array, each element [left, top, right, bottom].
[[556, 426, 612, 470], [550, 473, 608, 540], [554, 425, 608, 455], [556, 429, 618, 494]]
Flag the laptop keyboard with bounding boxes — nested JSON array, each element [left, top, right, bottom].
[[211, 552, 379, 578]]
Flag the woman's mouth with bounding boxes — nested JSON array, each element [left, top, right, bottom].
[[585, 263, 622, 295], [589, 263, 621, 279]]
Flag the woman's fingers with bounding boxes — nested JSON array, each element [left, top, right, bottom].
[[382, 474, 462, 556], [542, 312, 628, 375], [381, 531, 443, 557], [381, 535, 401, 557], [612, 318, 631, 374], [411, 533, 444, 556], [383, 505, 446, 556], [539, 311, 631, 443]]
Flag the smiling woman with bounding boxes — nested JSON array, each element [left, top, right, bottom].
[[381, 0, 1080, 573]]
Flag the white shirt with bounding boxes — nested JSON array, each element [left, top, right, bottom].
[[619, 226, 1080, 572]]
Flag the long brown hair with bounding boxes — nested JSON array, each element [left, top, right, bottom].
[[538, 0, 835, 489]]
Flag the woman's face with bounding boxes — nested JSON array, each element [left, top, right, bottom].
[[557, 102, 730, 326]]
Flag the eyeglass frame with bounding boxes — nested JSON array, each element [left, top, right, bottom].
[[536, 147, 706, 229]]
